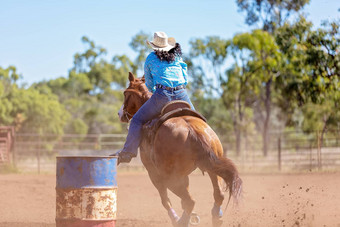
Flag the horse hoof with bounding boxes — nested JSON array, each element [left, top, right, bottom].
[[212, 218, 223, 227], [211, 204, 223, 218], [189, 212, 200, 226], [211, 204, 223, 227], [176, 212, 190, 227], [168, 208, 180, 227]]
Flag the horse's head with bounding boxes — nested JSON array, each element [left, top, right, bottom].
[[118, 72, 151, 123]]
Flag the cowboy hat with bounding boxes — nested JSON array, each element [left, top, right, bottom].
[[147, 31, 176, 51]]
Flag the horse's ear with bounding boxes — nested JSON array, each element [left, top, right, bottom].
[[128, 72, 135, 82], [141, 75, 145, 83]]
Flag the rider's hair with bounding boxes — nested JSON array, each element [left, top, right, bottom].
[[154, 43, 182, 63]]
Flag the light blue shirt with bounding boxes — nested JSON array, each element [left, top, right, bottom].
[[144, 52, 188, 93]]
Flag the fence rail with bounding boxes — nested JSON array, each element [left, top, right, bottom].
[[8, 130, 340, 173]]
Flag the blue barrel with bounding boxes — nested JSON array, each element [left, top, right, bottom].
[[56, 156, 118, 227]]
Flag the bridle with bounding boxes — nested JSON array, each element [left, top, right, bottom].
[[122, 88, 146, 122], [122, 108, 134, 122]]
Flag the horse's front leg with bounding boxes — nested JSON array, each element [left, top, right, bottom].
[[208, 171, 224, 227], [147, 171, 179, 226], [140, 147, 180, 226], [168, 176, 196, 227]]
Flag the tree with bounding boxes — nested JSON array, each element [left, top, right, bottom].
[[222, 65, 256, 156], [73, 36, 107, 73], [0, 66, 20, 125], [188, 31, 283, 156], [71, 36, 132, 92], [305, 20, 340, 101], [223, 30, 282, 156], [236, 0, 310, 32], [31, 35, 134, 135], [189, 36, 230, 94], [275, 17, 340, 134], [129, 31, 152, 75], [188, 37, 236, 155], [301, 91, 340, 146], [0, 66, 69, 135], [111, 55, 135, 88], [12, 88, 69, 135]]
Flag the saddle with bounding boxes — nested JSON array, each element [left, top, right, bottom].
[[142, 101, 206, 143]]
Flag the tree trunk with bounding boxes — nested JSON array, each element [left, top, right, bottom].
[[235, 128, 241, 157], [263, 77, 272, 156], [320, 117, 328, 148], [236, 94, 244, 157]]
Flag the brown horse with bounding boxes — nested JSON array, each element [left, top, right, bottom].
[[118, 72, 242, 227]]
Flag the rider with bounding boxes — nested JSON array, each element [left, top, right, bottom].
[[116, 31, 195, 164]]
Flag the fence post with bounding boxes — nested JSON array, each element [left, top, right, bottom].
[[37, 136, 41, 174], [309, 142, 312, 172], [12, 135, 16, 168], [317, 131, 322, 171], [278, 137, 281, 171]]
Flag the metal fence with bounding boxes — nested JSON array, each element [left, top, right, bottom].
[[13, 133, 125, 173], [224, 130, 340, 172], [9, 130, 340, 173]]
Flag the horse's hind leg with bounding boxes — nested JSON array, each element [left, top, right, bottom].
[[147, 172, 179, 225], [168, 176, 195, 227], [208, 171, 225, 227]]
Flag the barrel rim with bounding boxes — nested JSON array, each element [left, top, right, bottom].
[[55, 217, 117, 221], [56, 186, 118, 189], [56, 155, 118, 158]]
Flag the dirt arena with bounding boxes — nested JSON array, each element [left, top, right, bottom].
[[0, 171, 339, 227]]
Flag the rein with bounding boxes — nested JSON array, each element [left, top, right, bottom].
[[123, 109, 134, 121]]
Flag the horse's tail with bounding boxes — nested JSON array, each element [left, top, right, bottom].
[[189, 126, 242, 205]]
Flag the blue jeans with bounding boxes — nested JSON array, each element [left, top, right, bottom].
[[122, 88, 195, 156]]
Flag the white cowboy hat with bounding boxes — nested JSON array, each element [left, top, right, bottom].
[[147, 31, 176, 51]]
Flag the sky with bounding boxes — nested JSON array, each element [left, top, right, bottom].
[[0, 0, 339, 85]]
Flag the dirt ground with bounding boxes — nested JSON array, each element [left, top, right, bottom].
[[0, 171, 339, 227]]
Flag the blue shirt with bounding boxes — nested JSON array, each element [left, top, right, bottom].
[[144, 52, 188, 93]]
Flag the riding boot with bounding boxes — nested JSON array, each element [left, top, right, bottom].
[[110, 149, 135, 165]]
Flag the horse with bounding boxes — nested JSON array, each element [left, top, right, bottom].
[[118, 72, 242, 227]]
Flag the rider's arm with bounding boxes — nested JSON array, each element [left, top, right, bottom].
[[144, 56, 155, 93], [179, 58, 188, 86]]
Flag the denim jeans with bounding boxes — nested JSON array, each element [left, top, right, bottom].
[[122, 88, 195, 156]]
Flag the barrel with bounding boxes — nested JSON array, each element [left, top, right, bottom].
[[56, 156, 118, 227]]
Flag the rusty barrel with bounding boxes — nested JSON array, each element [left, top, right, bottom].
[[56, 156, 118, 227]]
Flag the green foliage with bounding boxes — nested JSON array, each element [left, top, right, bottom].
[[190, 36, 229, 67], [0, 66, 69, 135], [73, 36, 107, 73], [189, 36, 230, 94], [305, 20, 340, 98], [274, 17, 340, 133], [12, 88, 69, 135], [65, 118, 88, 135], [301, 90, 340, 133], [30, 36, 135, 135], [224, 30, 283, 155], [230, 29, 282, 85], [236, 0, 310, 32], [274, 17, 313, 107], [1, 22, 339, 158], [188, 14, 339, 155], [129, 31, 152, 74], [111, 55, 134, 88], [0, 66, 20, 124]]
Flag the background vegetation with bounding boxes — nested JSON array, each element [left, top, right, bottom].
[[1, 0, 339, 156]]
